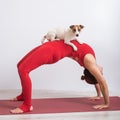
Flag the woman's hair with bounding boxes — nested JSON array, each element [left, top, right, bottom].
[[81, 69, 98, 84]]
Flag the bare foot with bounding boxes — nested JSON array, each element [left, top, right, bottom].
[[10, 108, 24, 114], [10, 106, 33, 114]]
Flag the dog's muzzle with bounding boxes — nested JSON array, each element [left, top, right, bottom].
[[76, 34, 79, 37]]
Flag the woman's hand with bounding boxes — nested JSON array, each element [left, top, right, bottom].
[[89, 96, 101, 100], [93, 104, 109, 109]]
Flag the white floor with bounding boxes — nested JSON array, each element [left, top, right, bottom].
[[0, 89, 120, 120]]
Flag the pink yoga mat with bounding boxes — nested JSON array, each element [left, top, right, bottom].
[[0, 96, 120, 115]]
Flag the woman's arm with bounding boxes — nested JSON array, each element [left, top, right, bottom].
[[84, 54, 109, 109], [89, 83, 101, 100]]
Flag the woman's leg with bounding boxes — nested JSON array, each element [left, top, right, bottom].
[[10, 41, 73, 113], [83, 54, 109, 109], [10, 46, 43, 113], [12, 45, 44, 101]]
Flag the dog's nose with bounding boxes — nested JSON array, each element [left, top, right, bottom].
[[76, 34, 79, 37]]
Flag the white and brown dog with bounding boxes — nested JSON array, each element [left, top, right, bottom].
[[41, 25, 84, 51]]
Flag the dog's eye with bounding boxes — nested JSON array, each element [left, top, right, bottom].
[[73, 29, 76, 32], [78, 29, 81, 31]]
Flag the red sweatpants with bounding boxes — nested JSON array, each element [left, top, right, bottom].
[[16, 40, 95, 112], [16, 40, 74, 112]]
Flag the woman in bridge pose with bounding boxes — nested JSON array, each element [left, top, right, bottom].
[[10, 40, 109, 113]]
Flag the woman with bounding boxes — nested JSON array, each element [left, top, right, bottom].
[[10, 40, 109, 113]]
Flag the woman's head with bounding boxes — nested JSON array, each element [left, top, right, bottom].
[[81, 69, 98, 84]]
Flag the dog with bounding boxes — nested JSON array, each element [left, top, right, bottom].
[[41, 25, 84, 51]]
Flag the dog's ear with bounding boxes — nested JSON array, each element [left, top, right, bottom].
[[70, 25, 74, 29], [79, 25, 84, 29]]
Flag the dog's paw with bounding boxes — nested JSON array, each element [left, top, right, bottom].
[[77, 40, 83, 44], [79, 42, 83, 44], [73, 46, 77, 51]]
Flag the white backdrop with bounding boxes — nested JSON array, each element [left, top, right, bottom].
[[0, 0, 120, 93]]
